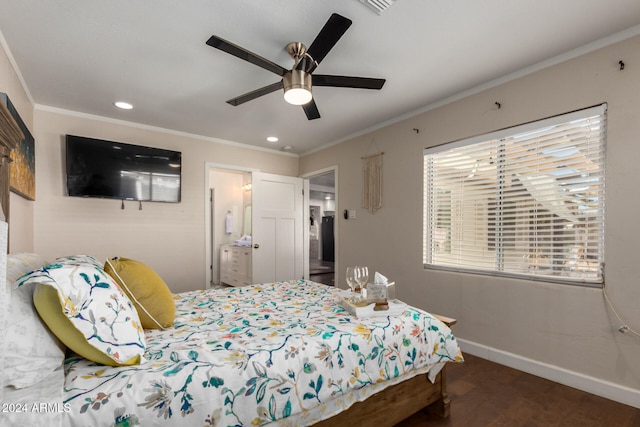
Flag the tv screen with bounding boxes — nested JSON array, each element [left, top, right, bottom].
[[66, 135, 182, 203]]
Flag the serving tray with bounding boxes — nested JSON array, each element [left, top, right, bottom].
[[336, 290, 407, 318]]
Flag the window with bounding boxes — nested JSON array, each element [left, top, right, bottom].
[[423, 104, 606, 286]]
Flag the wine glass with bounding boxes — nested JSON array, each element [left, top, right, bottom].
[[354, 266, 369, 295], [346, 267, 357, 294]]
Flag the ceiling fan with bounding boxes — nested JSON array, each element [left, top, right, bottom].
[[206, 13, 386, 120]]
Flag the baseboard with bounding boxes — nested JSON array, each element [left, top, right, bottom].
[[457, 338, 640, 409]]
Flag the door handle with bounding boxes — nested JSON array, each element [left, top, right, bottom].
[[253, 243, 260, 249]]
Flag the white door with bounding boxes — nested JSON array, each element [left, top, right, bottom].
[[252, 172, 304, 283]]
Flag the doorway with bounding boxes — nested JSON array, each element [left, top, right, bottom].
[[208, 167, 252, 288], [307, 169, 336, 286], [205, 164, 306, 289]]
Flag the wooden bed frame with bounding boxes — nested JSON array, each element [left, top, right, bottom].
[[316, 368, 450, 426]]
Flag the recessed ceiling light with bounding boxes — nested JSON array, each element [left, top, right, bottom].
[[114, 101, 133, 110], [266, 136, 279, 142]]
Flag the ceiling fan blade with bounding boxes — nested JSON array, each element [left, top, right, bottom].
[[226, 81, 284, 106], [302, 99, 321, 120], [306, 13, 352, 66], [206, 35, 287, 76], [312, 74, 386, 90]]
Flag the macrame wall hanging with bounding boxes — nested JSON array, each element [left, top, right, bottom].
[[361, 140, 384, 213]]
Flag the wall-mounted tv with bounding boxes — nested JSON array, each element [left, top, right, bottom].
[[66, 135, 182, 203]]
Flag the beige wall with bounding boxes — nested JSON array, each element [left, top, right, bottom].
[[33, 108, 298, 293], [0, 39, 35, 252], [300, 36, 640, 398]]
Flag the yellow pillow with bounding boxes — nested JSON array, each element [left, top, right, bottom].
[[33, 284, 142, 367], [104, 257, 175, 329]]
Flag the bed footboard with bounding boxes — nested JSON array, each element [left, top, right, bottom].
[[314, 366, 450, 427]]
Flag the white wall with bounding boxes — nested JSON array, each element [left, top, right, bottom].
[[211, 170, 245, 244], [32, 107, 298, 293], [300, 35, 640, 404]]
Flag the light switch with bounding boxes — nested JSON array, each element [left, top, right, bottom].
[[349, 210, 356, 219]]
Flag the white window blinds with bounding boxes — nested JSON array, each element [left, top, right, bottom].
[[423, 104, 606, 286]]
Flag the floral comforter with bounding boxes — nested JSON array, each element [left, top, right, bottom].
[[63, 280, 463, 426]]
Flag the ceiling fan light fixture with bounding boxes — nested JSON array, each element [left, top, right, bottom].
[[283, 70, 312, 105]]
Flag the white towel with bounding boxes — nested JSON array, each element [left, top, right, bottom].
[[225, 213, 233, 234], [234, 235, 252, 247]]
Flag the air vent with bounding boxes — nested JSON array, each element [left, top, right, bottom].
[[359, 0, 396, 14]]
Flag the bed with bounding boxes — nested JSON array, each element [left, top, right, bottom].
[[2, 253, 463, 426]]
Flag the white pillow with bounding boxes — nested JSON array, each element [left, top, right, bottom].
[[4, 253, 66, 389], [7, 253, 51, 284]]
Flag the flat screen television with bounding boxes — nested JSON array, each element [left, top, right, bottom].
[[66, 135, 182, 203]]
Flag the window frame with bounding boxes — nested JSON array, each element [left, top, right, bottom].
[[423, 104, 607, 287]]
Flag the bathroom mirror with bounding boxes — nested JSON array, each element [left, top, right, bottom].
[[243, 204, 252, 236]]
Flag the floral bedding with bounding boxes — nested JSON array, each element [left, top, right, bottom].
[[63, 280, 463, 426]]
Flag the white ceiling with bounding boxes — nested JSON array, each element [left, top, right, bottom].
[[1, 1, 640, 155]]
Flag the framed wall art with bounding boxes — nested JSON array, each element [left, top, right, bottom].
[[0, 93, 35, 201]]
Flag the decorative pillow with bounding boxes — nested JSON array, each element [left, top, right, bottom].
[[17, 256, 146, 366], [103, 257, 175, 329], [4, 253, 66, 389], [50, 254, 104, 269]]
